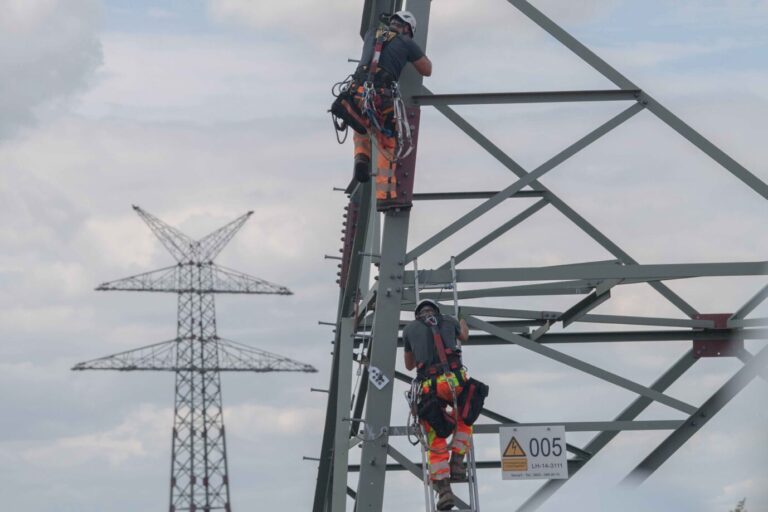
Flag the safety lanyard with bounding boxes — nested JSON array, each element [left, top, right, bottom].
[[423, 316, 449, 369], [366, 29, 391, 83]]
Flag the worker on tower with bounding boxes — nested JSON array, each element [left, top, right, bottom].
[[404, 299, 489, 510], [330, 11, 432, 204]]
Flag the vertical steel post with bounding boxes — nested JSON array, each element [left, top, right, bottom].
[[355, 2, 432, 510]]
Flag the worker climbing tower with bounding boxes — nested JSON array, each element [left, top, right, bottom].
[[73, 206, 316, 512], [314, 1, 768, 511]]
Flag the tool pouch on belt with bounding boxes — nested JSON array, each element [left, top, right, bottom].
[[417, 392, 456, 438], [456, 378, 489, 426], [330, 88, 368, 135]]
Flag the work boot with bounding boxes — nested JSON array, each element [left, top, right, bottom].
[[435, 479, 455, 510], [450, 452, 467, 482], [353, 154, 371, 182]]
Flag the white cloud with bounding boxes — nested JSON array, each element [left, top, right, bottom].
[[225, 403, 324, 437], [0, 0, 102, 138], [21, 404, 169, 468], [0, 1, 766, 511]]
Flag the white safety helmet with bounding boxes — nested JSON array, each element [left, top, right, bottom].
[[391, 10, 417, 34], [415, 298, 440, 316]]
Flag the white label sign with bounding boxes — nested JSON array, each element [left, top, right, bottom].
[[499, 425, 568, 480], [368, 366, 390, 390]]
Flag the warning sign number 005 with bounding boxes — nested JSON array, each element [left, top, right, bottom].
[[528, 436, 563, 457], [499, 425, 568, 480]]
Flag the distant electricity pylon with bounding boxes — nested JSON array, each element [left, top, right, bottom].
[[73, 205, 316, 512]]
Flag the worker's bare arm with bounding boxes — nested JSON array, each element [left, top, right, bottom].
[[458, 318, 469, 343], [404, 350, 417, 371], [412, 56, 432, 77]]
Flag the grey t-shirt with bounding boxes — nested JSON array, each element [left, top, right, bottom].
[[403, 315, 461, 367], [357, 28, 425, 80]]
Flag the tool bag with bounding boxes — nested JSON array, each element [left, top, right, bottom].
[[330, 88, 368, 135], [416, 386, 456, 438], [456, 377, 489, 426]]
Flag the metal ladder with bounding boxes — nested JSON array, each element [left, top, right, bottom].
[[412, 257, 480, 512]]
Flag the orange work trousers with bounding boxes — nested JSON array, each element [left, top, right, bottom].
[[352, 86, 398, 201], [420, 371, 473, 482]]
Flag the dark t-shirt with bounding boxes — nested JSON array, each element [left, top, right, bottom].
[[357, 28, 425, 80], [403, 315, 461, 367]]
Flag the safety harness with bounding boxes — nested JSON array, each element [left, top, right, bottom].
[[330, 26, 414, 161], [417, 315, 465, 384], [414, 315, 489, 436]]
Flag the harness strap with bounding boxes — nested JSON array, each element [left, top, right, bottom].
[[423, 315, 449, 368], [367, 28, 395, 83]]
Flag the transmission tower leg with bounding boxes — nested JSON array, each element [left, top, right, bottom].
[[331, 316, 358, 511], [354, 211, 412, 511]]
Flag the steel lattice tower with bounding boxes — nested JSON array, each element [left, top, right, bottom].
[[74, 206, 316, 512], [313, 1, 768, 511]]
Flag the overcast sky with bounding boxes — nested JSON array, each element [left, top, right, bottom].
[[1, 1, 767, 511]]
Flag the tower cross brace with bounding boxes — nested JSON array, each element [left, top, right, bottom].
[[313, 1, 768, 511]]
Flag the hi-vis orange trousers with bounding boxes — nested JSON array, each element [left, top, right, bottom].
[[420, 371, 473, 482], [352, 86, 398, 202]]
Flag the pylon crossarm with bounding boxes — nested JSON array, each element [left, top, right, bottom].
[[96, 265, 180, 292], [211, 264, 292, 294], [196, 211, 254, 261], [216, 338, 317, 372], [72, 339, 178, 370], [133, 205, 196, 262]]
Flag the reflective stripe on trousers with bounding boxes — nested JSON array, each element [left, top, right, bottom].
[[353, 131, 397, 200], [421, 371, 473, 481]]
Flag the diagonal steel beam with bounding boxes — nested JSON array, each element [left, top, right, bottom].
[[405, 102, 644, 263], [466, 315, 698, 415], [506, 0, 768, 200], [507, 0, 636, 89], [517, 350, 698, 512], [624, 343, 768, 484], [423, 91, 699, 318], [436, 198, 549, 270], [730, 282, 768, 321]]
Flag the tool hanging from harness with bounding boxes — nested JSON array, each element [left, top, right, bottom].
[[329, 27, 414, 161], [415, 315, 490, 435]]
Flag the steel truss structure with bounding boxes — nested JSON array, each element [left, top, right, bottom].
[[313, 1, 768, 511], [74, 206, 316, 512]]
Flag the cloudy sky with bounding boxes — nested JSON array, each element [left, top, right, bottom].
[[0, 1, 766, 511]]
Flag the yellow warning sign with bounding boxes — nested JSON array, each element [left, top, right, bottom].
[[503, 437, 526, 457], [502, 458, 528, 471], [502, 437, 528, 471]]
